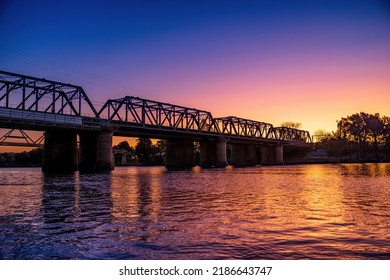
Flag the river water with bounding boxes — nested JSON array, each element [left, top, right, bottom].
[[0, 163, 389, 259]]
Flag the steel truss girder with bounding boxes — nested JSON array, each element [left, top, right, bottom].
[[0, 129, 44, 147], [0, 70, 98, 117], [98, 96, 220, 133], [215, 117, 312, 143], [215, 116, 275, 139], [0, 70, 312, 144], [273, 127, 312, 143]]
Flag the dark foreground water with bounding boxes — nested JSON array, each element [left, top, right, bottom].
[[0, 164, 389, 259]]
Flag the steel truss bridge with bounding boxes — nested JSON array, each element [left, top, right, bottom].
[[0, 70, 312, 146]]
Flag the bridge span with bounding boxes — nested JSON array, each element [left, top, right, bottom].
[[0, 70, 312, 172]]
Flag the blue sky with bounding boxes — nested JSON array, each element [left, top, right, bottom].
[[1, 0, 389, 134]]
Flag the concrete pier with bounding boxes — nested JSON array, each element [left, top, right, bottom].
[[42, 130, 78, 172], [246, 144, 257, 166], [96, 129, 114, 171], [215, 139, 227, 167], [229, 144, 259, 166], [230, 144, 245, 166], [41, 127, 283, 173], [261, 145, 270, 165], [79, 130, 114, 171], [166, 139, 194, 168], [261, 144, 284, 165], [200, 141, 215, 167], [200, 139, 227, 167], [274, 144, 284, 164], [79, 132, 98, 171]]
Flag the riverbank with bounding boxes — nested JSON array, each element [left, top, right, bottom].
[[1, 148, 389, 168], [284, 158, 390, 165]]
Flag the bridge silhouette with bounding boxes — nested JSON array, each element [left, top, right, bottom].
[[0, 70, 312, 172]]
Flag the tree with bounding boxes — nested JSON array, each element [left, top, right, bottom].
[[313, 129, 330, 142], [381, 116, 390, 143], [336, 112, 387, 158], [0, 148, 43, 167], [135, 138, 153, 163], [113, 141, 134, 153], [331, 112, 390, 160], [29, 148, 43, 165], [382, 116, 390, 157], [151, 140, 166, 165], [365, 114, 383, 141], [280, 121, 301, 129], [155, 140, 166, 153]]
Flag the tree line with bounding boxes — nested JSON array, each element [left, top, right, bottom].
[[315, 112, 390, 161], [113, 138, 166, 165], [0, 148, 43, 167]]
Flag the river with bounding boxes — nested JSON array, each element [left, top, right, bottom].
[[0, 163, 389, 259]]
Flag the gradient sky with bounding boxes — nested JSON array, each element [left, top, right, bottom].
[[1, 0, 389, 143]]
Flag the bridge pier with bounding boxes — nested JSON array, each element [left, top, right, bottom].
[[78, 130, 114, 171], [230, 144, 257, 167], [42, 130, 78, 173], [96, 129, 114, 171], [166, 139, 194, 168], [231, 144, 246, 166], [246, 144, 257, 166], [261, 144, 284, 165], [200, 139, 227, 167], [261, 145, 271, 165], [200, 141, 214, 167], [216, 139, 228, 167], [274, 144, 284, 164], [79, 132, 98, 171]]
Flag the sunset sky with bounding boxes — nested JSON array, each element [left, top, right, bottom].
[[1, 0, 389, 150]]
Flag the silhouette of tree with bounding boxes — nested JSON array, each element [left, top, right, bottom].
[[135, 138, 153, 163], [337, 113, 366, 157], [280, 121, 301, 129], [382, 116, 390, 156], [335, 112, 388, 159], [382, 116, 390, 142], [365, 114, 384, 156], [113, 141, 134, 153], [155, 140, 166, 153], [0, 148, 43, 167], [313, 129, 330, 142]]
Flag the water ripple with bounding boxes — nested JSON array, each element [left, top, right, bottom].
[[1, 164, 390, 259]]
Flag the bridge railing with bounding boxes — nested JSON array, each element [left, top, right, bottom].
[[0, 107, 83, 126]]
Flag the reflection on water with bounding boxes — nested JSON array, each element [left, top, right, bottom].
[[0, 164, 389, 259]]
